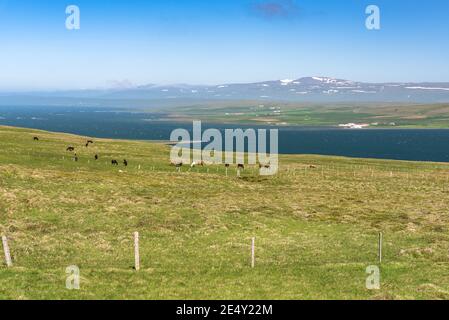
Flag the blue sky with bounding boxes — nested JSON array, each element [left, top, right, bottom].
[[0, 0, 448, 90]]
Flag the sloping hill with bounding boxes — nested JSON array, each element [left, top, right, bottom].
[[1, 126, 449, 299]]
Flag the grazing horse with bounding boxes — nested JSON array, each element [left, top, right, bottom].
[[171, 161, 183, 171], [66, 147, 75, 152], [94, 154, 99, 161], [33, 137, 39, 141], [259, 163, 271, 169], [87, 140, 94, 144], [237, 164, 245, 170], [170, 161, 183, 167], [111, 160, 119, 166], [123, 159, 128, 167], [191, 161, 205, 168], [309, 165, 317, 169]]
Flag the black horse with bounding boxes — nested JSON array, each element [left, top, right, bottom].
[[123, 159, 128, 167], [111, 160, 119, 166], [66, 147, 75, 152], [33, 137, 39, 141]]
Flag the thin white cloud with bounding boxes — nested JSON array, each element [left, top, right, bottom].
[[251, 0, 300, 19]]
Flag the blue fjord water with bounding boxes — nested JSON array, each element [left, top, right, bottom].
[[1, 106, 449, 162]]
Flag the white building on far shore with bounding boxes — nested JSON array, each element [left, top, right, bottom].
[[339, 123, 370, 129]]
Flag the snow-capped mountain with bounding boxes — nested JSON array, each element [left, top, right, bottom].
[[8, 77, 449, 103], [96, 77, 449, 103]]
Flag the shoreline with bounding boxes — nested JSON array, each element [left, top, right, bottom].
[[3, 124, 449, 165], [140, 118, 449, 130]]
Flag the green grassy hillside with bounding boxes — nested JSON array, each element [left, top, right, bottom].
[[1, 125, 449, 299]]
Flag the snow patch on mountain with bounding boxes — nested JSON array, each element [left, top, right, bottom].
[[280, 79, 294, 86], [406, 86, 449, 91]]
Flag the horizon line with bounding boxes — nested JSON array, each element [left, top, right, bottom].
[[2, 76, 449, 93]]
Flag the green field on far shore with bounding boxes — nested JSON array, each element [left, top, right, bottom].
[[160, 102, 449, 128]]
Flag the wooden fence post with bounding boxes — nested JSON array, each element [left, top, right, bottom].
[[134, 232, 140, 271], [378, 232, 383, 264], [251, 237, 255, 268], [2, 236, 12, 267]]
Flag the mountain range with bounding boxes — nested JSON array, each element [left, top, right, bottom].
[[3, 77, 449, 103]]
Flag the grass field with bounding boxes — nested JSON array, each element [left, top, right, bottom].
[[1, 125, 449, 300]]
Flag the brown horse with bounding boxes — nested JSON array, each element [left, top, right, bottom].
[[170, 161, 183, 167], [259, 163, 271, 169]]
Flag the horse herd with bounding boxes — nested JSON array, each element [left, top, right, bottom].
[[33, 136, 276, 171], [33, 136, 128, 167], [170, 161, 271, 171]]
